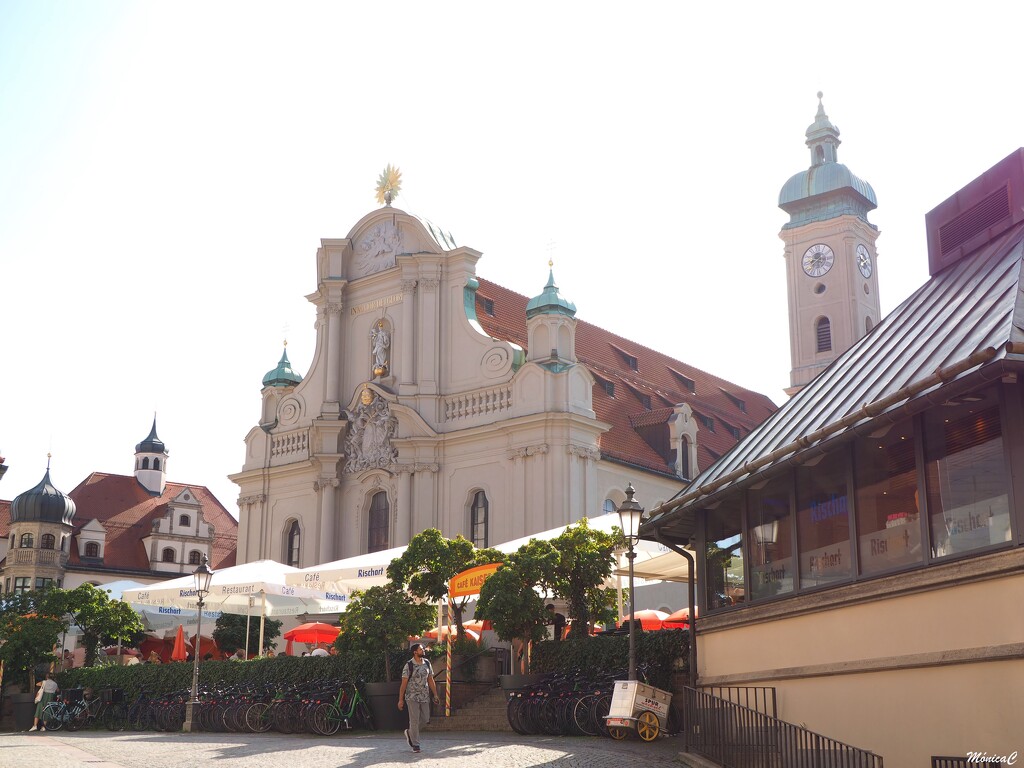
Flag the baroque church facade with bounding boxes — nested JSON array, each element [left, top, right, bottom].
[[232, 202, 777, 567]]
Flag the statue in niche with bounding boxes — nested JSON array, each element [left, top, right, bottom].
[[370, 321, 391, 377], [343, 388, 398, 473]]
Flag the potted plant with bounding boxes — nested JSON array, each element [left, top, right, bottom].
[[335, 584, 434, 730]]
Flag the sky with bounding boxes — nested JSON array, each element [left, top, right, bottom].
[[3, 1, 1024, 518]]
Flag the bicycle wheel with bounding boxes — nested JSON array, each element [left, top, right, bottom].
[[245, 702, 273, 733], [66, 705, 88, 732], [41, 702, 65, 732], [105, 703, 127, 731], [311, 703, 342, 736], [129, 704, 150, 731], [573, 695, 598, 736], [591, 693, 611, 737]]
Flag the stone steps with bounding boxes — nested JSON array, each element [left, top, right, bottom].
[[428, 686, 512, 732]]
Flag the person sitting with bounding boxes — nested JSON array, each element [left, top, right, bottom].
[[147, 651, 162, 664]]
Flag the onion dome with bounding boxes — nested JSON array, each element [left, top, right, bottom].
[[779, 92, 877, 228], [135, 418, 167, 455], [263, 343, 303, 388], [11, 464, 76, 525], [526, 265, 577, 320]]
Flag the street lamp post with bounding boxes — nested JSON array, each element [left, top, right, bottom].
[[617, 483, 644, 682], [183, 554, 214, 733]]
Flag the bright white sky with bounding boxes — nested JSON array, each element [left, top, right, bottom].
[[3, 1, 1024, 518]]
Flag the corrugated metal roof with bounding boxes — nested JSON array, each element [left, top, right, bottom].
[[645, 220, 1024, 533]]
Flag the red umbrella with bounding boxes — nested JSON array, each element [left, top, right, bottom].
[[171, 625, 188, 662], [619, 609, 669, 631], [283, 622, 341, 645], [662, 606, 698, 629]]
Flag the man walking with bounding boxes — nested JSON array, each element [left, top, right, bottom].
[[397, 643, 440, 753]]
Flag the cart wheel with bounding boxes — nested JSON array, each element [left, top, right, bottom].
[[608, 725, 629, 740], [637, 711, 660, 741]]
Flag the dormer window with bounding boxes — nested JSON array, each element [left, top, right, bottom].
[[639, 393, 652, 410], [84, 541, 100, 558], [179, 514, 191, 527], [669, 368, 696, 394], [480, 297, 495, 316], [698, 414, 715, 432], [625, 354, 638, 371]]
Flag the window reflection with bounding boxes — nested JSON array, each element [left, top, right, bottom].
[[797, 450, 852, 589], [747, 475, 793, 600], [705, 499, 745, 609], [855, 419, 923, 574], [925, 389, 1010, 559]]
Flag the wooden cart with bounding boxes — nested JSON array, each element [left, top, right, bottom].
[[604, 680, 672, 741]]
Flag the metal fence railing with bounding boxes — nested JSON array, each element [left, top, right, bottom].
[[681, 686, 883, 768], [698, 686, 778, 719], [932, 758, 1004, 767]]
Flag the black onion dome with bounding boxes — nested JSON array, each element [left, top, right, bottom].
[[11, 469, 76, 525], [135, 418, 167, 455]]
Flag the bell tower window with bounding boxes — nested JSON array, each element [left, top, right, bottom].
[[816, 317, 832, 352]]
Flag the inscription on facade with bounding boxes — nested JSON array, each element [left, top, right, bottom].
[[350, 293, 404, 316]]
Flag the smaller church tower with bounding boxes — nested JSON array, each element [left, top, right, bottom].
[[525, 264, 578, 365], [134, 418, 168, 494], [8, 457, 76, 591], [779, 93, 882, 395]]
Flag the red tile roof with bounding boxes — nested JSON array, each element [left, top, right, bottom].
[[1, 474, 237, 576], [474, 278, 777, 477]]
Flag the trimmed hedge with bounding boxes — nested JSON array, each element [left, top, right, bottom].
[[530, 628, 688, 690], [57, 649, 416, 702]]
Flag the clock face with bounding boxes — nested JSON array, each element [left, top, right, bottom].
[[802, 243, 835, 277], [856, 244, 873, 278]]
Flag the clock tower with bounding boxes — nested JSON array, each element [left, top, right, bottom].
[[779, 93, 881, 396]]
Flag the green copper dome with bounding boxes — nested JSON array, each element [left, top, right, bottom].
[[779, 93, 877, 229], [263, 345, 303, 388], [526, 268, 576, 320], [11, 466, 76, 525]]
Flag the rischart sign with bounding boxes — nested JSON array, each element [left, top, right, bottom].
[[448, 563, 501, 599]]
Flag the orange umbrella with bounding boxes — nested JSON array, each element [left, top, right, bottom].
[[422, 626, 480, 642], [171, 625, 188, 662], [662, 606, 698, 629], [283, 622, 341, 645], [619, 609, 669, 631]]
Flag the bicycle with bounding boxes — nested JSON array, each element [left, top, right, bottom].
[[310, 680, 375, 735]]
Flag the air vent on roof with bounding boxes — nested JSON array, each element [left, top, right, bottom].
[[925, 148, 1024, 276]]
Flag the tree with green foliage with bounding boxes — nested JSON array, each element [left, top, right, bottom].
[[549, 518, 621, 637], [0, 590, 66, 690], [476, 538, 559, 674], [335, 584, 435, 682], [212, 613, 283, 657], [385, 528, 503, 640], [49, 584, 145, 667]]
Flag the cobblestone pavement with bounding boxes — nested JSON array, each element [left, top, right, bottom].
[[1, 729, 687, 768]]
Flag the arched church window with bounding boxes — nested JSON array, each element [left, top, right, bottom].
[[680, 436, 692, 480], [815, 317, 832, 352], [179, 514, 191, 527], [603, 499, 616, 515], [85, 541, 100, 558], [142, 457, 150, 470], [19, 533, 34, 548], [40, 533, 55, 550], [866, 317, 874, 333], [368, 492, 389, 553], [162, 547, 176, 563], [471, 491, 488, 548], [188, 550, 202, 565], [287, 521, 301, 567], [154, 458, 161, 470]]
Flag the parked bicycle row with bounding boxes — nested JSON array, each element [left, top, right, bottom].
[[38, 677, 375, 735], [506, 668, 680, 738]]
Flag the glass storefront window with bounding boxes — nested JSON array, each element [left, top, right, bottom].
[[705, 498, 745, 609], [924, 388, 1010, 559], [855, 418, 923, 574], [797, 450, 852, 589], [747, 474, 794, 600]]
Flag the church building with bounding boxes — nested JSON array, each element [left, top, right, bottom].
[[0, 420, 238, 594], [231, 176, 777, 567]]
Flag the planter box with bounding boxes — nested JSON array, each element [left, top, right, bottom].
[[363, 681, 405, 731], [10, 693, 35, 731]]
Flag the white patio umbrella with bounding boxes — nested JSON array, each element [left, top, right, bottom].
[[285, 545, 407, 594], [123, 560, 347, 655]]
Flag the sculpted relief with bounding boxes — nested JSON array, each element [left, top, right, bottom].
[[343, 389, 399, 473], [354, 222, 402, 277]]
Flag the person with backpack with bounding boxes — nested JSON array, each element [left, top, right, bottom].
[[397, 643, 439, 753]]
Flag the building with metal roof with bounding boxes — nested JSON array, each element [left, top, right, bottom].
[[642, 149, 1024, 766]]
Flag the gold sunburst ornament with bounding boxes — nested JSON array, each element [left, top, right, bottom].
[[375, 164, 402, 206]]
